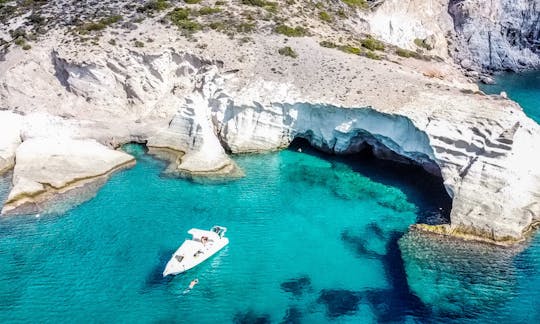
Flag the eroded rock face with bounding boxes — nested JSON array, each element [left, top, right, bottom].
[[0, 33, 538, 244], [1, 138, 135, 215], [363, 0, 453, 59], [211, 86, 540, 244], [449, 0, 540, 71], [0, 111, 22, 174]]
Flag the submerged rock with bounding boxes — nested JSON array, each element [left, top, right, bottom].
[[281, 306, 302, 324], [317, 289, 361, 318], [233, 310, 271, 324], [280, 275, 312, 297], [399, 229, 519, 318], [0, 10, 538, 244]]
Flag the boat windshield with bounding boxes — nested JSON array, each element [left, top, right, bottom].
[[211, 226, 226, 238], [175, 255, 184, 263]]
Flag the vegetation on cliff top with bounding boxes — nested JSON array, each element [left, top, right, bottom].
[[0, 0, 430, 66]]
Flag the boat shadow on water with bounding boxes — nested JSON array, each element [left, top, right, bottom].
[[142, 249, 177, 290]]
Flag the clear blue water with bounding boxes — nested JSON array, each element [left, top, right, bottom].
[[480, 71, 540, 123], [1, 71, 540, 323]]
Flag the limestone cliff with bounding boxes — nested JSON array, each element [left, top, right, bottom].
[[0, 1, 539, 245], [449, 0, 540, 71]]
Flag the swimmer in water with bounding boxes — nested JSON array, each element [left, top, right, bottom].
[[189, 278, 199, 289], [183, 278, 199, 294]]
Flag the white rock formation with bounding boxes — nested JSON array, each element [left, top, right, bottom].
[[212, 84, 540, 244], [1, 138, 135, 215], [0, 111, 22, 174], [362, 0, 453, 58], [0, 20, 538, 244], [449, 0, 540, 71]]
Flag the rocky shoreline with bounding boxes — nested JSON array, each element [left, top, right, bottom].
[[0, 0, 539, 246]]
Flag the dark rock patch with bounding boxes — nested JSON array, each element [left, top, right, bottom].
[[317, 289, 361, 318], [362, 232, 430, 322], [280, 306, 302, 324], [233, 310, 271, 324], [366, 222, 385, 239], [280, 275, 312, 297], [341, 229, 384, 259]]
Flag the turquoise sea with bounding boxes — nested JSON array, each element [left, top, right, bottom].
[[0, 74, 539, 323], [480, 71, 540, 123]]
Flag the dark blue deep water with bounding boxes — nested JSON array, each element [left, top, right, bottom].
[[0, 73, 539, 323]]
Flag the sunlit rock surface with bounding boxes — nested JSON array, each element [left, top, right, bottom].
[[0, 17, 538, 243], [1, 138, 134, 215], [449, 0, 540, 71]]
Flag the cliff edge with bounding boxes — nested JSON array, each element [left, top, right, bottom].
[[0, 0, 539, 245]]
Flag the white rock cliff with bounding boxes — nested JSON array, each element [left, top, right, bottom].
[[449, 0, 540, 71], [0, 4, 538, 245]]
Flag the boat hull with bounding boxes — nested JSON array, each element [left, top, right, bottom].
[[163, 237, 229, 277]]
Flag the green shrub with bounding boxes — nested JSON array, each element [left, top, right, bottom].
[[236, 22, 255, 33], [361, 36, 384, 51], [22, 44, 31, 50], [208, 21, 225, 30], [169, 8, 190, 21], [414, 38, 433, 50], [168, 7, 201, 33], [338, 45, 362, 55], [175, 19, 202, 31], [14, 36, 25, 46], [199, 6, 222, 15], [319, 11, 332, 22], [134, 40, 144, 47], [184, 0, 201, 4], [275, 24, 307, 37], [278, 46, 297, 58], [138, 0, 170, 13], [215, 1, 225, 5], [396, 48, 417, 58], [241, 0, 277, 12], [242, 0, 268, 6], [319, 40, 337, 48], [365, 50, 380, 60], [341, 0, 368, 8], [80, 15, 122, 33]]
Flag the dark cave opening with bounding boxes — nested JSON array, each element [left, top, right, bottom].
[[288, 137, 452, 225]]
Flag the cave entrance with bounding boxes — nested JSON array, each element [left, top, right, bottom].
[[288, 137, 452, 225]]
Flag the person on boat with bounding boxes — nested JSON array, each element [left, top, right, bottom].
[[189, 279, 199, 289], [201, 236, 208, 245]]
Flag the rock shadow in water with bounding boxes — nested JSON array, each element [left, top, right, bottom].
[[280, 306, 302, 324], [361, 232, 430, 322], [233, 310, 271, 324], [341, 228, 385, 259], [280, 275, 312, 297], [339, 229, 430, 322], [317, 289, 361, 318]]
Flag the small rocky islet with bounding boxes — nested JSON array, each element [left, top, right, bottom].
[[1, 0, 540, 322]]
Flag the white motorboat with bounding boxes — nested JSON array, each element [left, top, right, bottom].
[[163, 226, 229, 277]]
